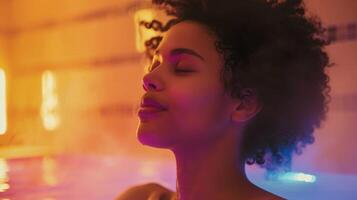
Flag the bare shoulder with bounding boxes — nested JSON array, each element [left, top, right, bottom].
[[116, 182, 175, 200]]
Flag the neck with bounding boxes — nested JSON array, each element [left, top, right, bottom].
[[171, 126, 258, 200]]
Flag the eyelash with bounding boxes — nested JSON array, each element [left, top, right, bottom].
[[174, 60, 194, 73], [175, 68, 193, 73]]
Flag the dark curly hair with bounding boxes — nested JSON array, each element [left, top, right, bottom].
[[140, 0, 331, 172]]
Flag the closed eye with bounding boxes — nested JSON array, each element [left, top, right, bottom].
[[174, 60, 195, 73], [175, 69, 194, 73]]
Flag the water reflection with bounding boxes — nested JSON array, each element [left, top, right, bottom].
[[139, 160, 159, 178], [42, 156, 58, 186], [0, 158, 9, 192]]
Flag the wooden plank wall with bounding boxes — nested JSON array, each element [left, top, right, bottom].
[[0, 0, 356, 173]]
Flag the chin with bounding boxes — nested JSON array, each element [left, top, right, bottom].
[[136, 125, 174, 149]]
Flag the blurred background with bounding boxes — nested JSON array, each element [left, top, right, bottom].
[[0, 0, 356, 199]]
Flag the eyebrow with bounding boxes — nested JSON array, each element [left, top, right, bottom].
[[155, 48, 205, 61]]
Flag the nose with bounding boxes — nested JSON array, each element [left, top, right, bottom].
[[142, 72, 164, 92]]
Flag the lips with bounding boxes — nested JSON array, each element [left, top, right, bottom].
[[138, 96, 167, 120], [140, 97, 167, 110]]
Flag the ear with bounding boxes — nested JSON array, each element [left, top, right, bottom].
[[231, 89, 262, 123]]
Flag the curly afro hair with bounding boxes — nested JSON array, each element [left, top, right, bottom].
[[140, 0, 331, 172]]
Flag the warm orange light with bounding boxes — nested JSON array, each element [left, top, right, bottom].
[[134, 9, 157, 53], [41, 71, 60, 131], [0, 69, 6, 135]]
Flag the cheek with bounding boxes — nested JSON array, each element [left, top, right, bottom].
[[169, 80, 229, 136], [170, 74, 223, 106]]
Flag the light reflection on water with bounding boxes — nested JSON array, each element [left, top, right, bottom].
[[0, 155, 176, 200], [1, 155, 356, 200], [42, 157, 58, 186], [139, 160, 159, 178], [0, 158, 10, 192]]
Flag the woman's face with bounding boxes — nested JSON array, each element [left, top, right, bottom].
[[137, 21, 238, 149]]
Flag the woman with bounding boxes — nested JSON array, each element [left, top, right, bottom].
[[118, 0, 330, 199]]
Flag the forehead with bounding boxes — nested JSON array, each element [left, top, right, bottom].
[[157, 21, 220, 60]]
